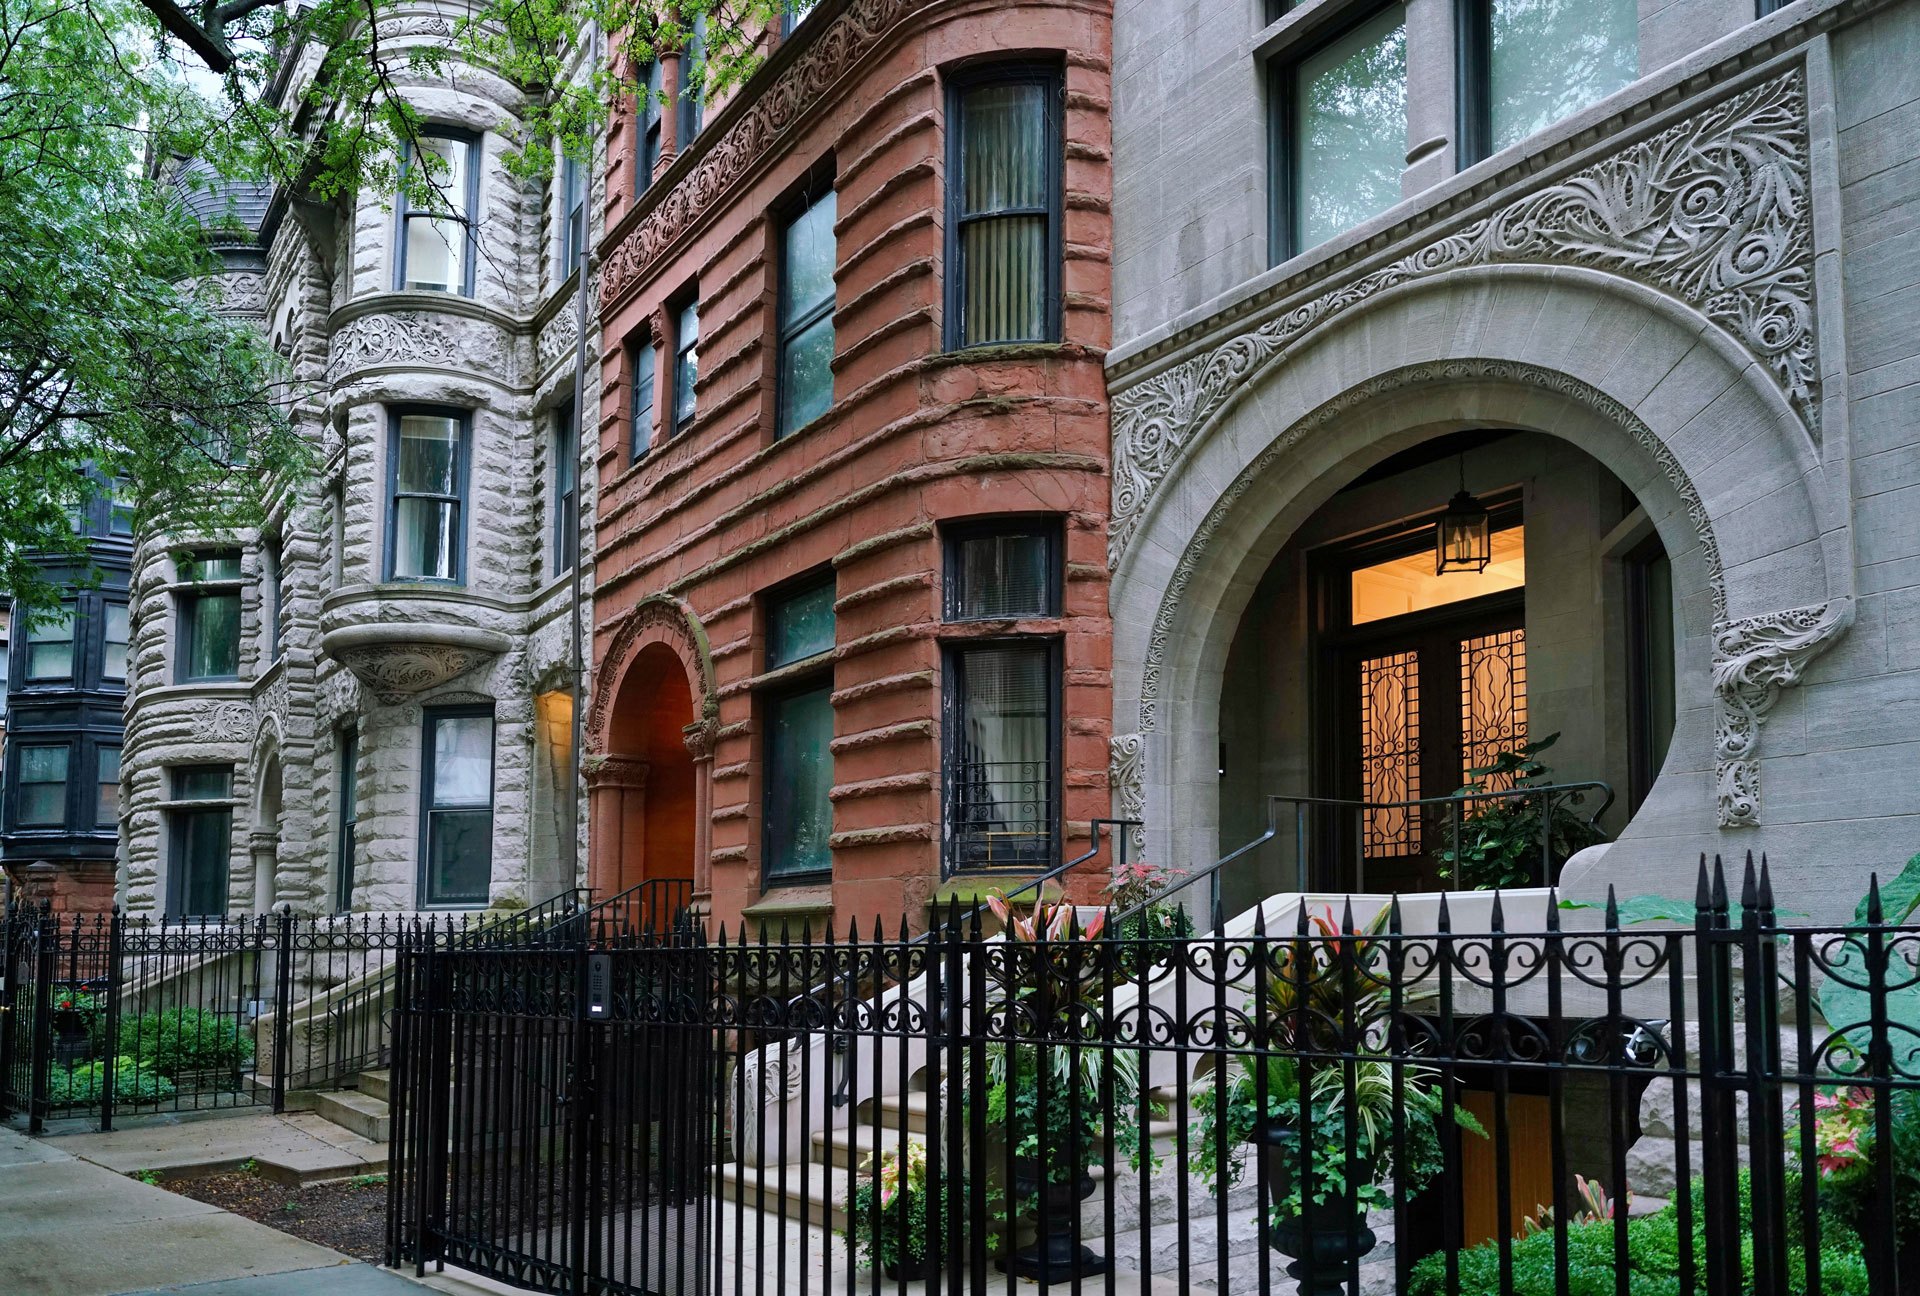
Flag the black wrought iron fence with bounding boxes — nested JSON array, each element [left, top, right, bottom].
[[389, 855, 1918, 1296], [0, 887, 640, 1132]]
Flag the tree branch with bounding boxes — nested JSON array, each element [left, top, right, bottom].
[[131, 0, 232, 71]]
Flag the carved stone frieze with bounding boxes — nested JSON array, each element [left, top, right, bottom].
[[600, 0, 923, 305], [333, 644, 488, 705], [1109, 734, 1146, 857], [1711, 602, 1847, 826], [197, 700, 255, 743], [536, 275, 598, 377], [329, 310, 510, 384], [1107, 67, 1814, 569]]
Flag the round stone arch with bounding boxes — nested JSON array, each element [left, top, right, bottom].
[[1108, 266, 1852, 895], [248, 718, 285, 914], [587, 593, 718, 756]]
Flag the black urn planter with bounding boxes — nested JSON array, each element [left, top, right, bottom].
[[1256, 1122, 1377, 1296], [1002, 1156, 1108, 1283]]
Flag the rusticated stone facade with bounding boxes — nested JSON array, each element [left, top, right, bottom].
[[591, 0, 1118, 933], [119, 12, 600, 916]]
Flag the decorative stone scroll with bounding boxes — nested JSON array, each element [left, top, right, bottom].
[[329, 310, 510, 384], [599, 0, 923, 305], [1109, 734, 1147, 859], [1108, 67, 1815, 570], [1712, 602, 1847, 827], [198, 700, 255, 743]]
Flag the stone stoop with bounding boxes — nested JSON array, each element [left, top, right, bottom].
[[311, 1070, 393, 1144]]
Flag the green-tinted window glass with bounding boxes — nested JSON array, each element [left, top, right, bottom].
[[25, 606, 75, 680], [768, 581, 835, 668], [1489, 0, 1636, 154], [778, 189, 837, 437], [1292, 5, 1407, 250], [18, 745, 69, 826], [765, 683, 833, 880], [183, 592, 241, 680]]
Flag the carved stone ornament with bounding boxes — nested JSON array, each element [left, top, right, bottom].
[[1107, 67, 1815, 570], [1711, 602, 1847, 827], [536, 274, 598, 376], [600, 0, 922, 306], [683, 719, 719, 762], [1109, 734, 1147, 857], [587, 593, 719, 750], [321, 624, 511, 706], [329, 311, 509, 383], [197, 700, 254, 743]]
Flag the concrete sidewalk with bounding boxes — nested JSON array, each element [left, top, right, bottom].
[[0, 1126, 408, 1296], [48, 1110, 386, 1184]]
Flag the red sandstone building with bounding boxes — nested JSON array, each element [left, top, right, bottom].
[[588, 0, 1115, 933]]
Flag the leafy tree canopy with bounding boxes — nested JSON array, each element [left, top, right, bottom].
[[0, 0, 309, 615]]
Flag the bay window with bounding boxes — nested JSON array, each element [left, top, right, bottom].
[[179, 551, 242, 682], [947, 65, 1063, 349], [397, 132, 479, 294], [387, 410, 469, 583]]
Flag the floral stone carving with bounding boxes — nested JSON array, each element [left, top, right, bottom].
[[1107, 67, 1815, 570], [1109, 734, 1147, 857], [1711, 602, 1847, 827], [321, 624, 511, 705]]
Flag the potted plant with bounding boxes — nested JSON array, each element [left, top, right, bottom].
[[1103, 861, 1196, 975], [1193, 906, 1483, 1296], [976, 894, 1144, 1281], [1434, 733, 1606, 890], [843, 1141, 960, 1281]]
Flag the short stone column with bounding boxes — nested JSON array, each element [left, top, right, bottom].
[[585, 757, 649, 895], [683, 718, 718, 915], [249, 829, 279, 914]]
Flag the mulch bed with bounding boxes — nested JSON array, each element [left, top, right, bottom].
[[158, 1169, 389, 1262]]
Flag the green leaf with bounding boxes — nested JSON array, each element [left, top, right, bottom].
[[1814, 953, 1920, 1060], [1855, 851, 1920, 926]]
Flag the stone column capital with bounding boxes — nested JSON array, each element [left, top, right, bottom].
[[586, 756, 650, 790]]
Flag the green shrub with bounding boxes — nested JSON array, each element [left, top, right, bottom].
[[47, 1057, 177, 1107], [117, 1008, 253, 1077], [1407, 1173, 1870, 1296]]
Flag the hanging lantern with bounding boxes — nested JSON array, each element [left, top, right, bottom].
[[1436, 489, 1492, 574]]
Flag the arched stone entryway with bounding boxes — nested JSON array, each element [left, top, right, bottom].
[[587, 595, 717, 911], [1108, 267, 1854, 905]]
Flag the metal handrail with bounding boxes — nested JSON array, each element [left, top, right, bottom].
[[1113, 781, 1614, 932]]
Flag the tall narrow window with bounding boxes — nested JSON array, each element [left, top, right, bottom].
[[421, 707, 495, 906], [947, 66, 1062, 348], [677, 16, 707, 145], [102, 602, 130, 682], [263, 545, 283, 664], [944, 642, 1058, 870], [561, 154, 587, 272], [1458, 0, 1636, 165], [1275, 5, 1407, 258], [178, 551, 243, 683], [96, 746, 121, 829], [388, 410, 468, 582], [552, 400, 579, 572], [670, 299, 699, 438], [762, 581, 835, 883], [397, 133, 478, 294], [336, 729, 359, 913], [17, 744, 70, 826], [1627, 539, 1676, 812], [24, 604, 76, 680], [636, 61, 664, 187], [630, 339, 657, 457], [169, 765, 233, 919], [778, 185, 836, 437]]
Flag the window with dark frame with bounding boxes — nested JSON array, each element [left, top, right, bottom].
[[1455, 0, 1637, 169], [102, 602, 129, 681], [941, 519, 1063, 872], [777, 181, 836, 438], [553, 400, 579, 573], [1270, 4, 1408, 263], [96, 745, 120, 829], [168, 765, 233, 919], [178, 551, 243, 683], [761, 579, 835, 884], [24, 604, 76, 680], [678, 15, 707, 145], [264, 545, 283, 664], [637, 60, 664, 188], [17, 744, 69, 827], [631, 338, 657, 458], [388, 409, 469, 583], [561, 154, 587, 272], [110, 479, 135, 536], [420, 706, 495, 907], [336, 728, 359, 913], [670, 298, 700, 438], [946, 63, 1063, 349], [396, 132, 479, 295]]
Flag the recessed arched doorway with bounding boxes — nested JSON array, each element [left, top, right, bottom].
[[1215, 427, 1676, 906], [592, 640, 697, 900]]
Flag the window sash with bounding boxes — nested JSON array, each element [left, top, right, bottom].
[[1458, 0, 1638, 165], [18, 744, 69, 826], [768, 580, 836, 668], [944, 641, 1059, 871], [945, 526, 1058, 621], [398, 135, 477, 294], [1276, 5, 1408, 259], [182, 592, 242, 681], [947, 69, 1061, 349], [678, 16, 707, 144], [422, 709, 494, 907], [553, 404, 579, 571], [562, 156, 587, 270], [631, 341, 657, 456], [388, 411, 469, 582], [672, 301, 699, 435], [764, 682, 833, 881], [96, 745, 120, 828], [637, 61, 664, 186], [173, 764, 234, 799], [778, 189, 836, 437], [336, 730, 358, 912], [25, 605, 76, 680], [171, 807, 232, 919]]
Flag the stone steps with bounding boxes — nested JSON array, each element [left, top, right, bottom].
[[311, 1070, 392, 1143]]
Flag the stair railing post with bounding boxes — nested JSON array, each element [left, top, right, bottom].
[[1695, 857, 1741, 1296], [273, 906, 295, 1112]]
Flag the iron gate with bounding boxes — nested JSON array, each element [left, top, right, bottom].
[[388, 930, 717, 1296]]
